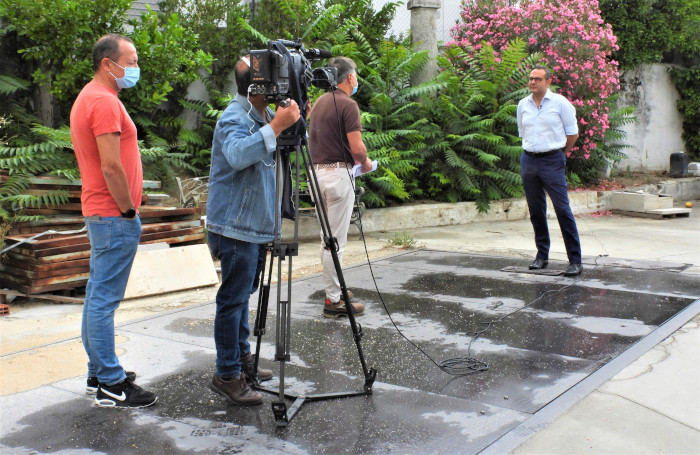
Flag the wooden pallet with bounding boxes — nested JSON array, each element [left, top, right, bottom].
[[0, 289, 83, 305], [613, 208, 691, 220], [1, 207, 205, 295], [2, 173, 164, 234]]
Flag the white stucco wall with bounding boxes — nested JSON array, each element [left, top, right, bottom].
[[616, 64, 686, 172]]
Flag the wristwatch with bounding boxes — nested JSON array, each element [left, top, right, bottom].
[[121, 207, 136, 219]]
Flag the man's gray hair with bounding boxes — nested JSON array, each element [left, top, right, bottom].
[[329, 56, 357, 84], [92, 34, 133, 72]]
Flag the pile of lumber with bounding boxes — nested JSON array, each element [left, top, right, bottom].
[[0, 174, 205, 295]]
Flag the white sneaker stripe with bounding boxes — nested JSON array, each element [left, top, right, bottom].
[[100, 388, 127, 401]]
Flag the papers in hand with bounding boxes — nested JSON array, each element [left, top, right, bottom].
[[352, 160, 378, 178]]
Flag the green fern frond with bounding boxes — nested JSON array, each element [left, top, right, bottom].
[[238, 17, 270, 46], [0, 75, 30, 95], [302, 4, 345, 41]]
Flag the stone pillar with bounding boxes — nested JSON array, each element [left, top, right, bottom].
[[408, 0, 441, 87]]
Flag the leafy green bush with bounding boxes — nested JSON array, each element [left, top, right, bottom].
[[323, 0, 397, 48], [670, 66, 700, 160], [0, 123, 77, 223], [156, 0, 251, 174], [451, 0, 621, 166], [567, 93, 636, 185], [0, 74, 41, 146], [348, 35, 436, 206], [120, 7, 212, 186], [0, 0, 133, 122], [0, 0, 213, 196], [416, 40, 536, 212], [158, 0, 251, 91], [599, 0, 700, 69], [248, 0, 323, 42]]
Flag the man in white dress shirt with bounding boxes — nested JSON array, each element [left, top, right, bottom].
[[516, 65, 583, 276]]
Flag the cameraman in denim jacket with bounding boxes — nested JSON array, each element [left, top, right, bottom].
[[206, 56, 300, 406]]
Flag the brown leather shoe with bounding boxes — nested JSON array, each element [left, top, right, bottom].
[[209, 374, 262, 406], [241, 352, 273, 382], [323, 298, 365, 318]]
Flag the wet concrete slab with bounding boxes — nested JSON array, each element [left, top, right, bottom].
[[1, 250, 698, 454]]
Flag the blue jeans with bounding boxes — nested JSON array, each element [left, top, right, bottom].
[[208, 232, 261, 378], [82, 215, 141, 386], [520, 152, 581, 264]]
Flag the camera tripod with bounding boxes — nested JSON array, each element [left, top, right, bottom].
[[250, 133, 377, 427]]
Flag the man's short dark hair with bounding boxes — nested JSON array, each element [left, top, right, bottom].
[[92, 34, 132, 72], [329, 56, 356, 84], [533, 65, 551, 80], [235, 57, 251, 96]]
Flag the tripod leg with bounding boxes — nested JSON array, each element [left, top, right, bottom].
[[270, 146, 297, 423], [252, 244, 273, 384], [257, 143, 375, 427], [300, 145, 376, 391]]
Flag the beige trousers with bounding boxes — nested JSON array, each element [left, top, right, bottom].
[[315, 167, 355, 302]]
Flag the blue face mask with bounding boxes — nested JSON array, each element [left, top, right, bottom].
[[110, 60, 140, 89], [351, 72, 358, 95]]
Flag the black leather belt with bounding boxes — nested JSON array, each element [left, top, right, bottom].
[[523, 148, 564, 157]]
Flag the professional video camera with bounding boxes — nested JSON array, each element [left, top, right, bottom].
[[249, 39, 337, 107], [249, 38, 337, 149]]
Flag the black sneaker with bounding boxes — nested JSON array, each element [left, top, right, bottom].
[[95, 378, 157, 408], [87, 371, 136, 395]]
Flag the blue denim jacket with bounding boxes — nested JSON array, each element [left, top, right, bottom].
[[206, 94, 278, 243]]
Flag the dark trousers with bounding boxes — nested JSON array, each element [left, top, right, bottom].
[[207, 232, 262, 378], [520, 152, 581, 264]]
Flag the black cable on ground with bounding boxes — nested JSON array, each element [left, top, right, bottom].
[[352, 201, 607, 376]]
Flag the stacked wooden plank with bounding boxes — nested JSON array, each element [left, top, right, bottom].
[[0, 174, 206, 295], [1, 173, 164, 234], [1, 231, 91, 294]]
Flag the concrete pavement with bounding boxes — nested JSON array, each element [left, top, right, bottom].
[[389, 213, 699, 454], [1, 180, 698, 454]]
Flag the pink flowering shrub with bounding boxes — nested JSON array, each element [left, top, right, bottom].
[[449, 0, 620, 160]]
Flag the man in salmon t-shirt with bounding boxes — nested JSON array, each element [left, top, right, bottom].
[[70, 34, 156, 408]]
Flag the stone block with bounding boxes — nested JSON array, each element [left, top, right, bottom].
[[609, 191, 673, 212], [123, 244, 218, 299]]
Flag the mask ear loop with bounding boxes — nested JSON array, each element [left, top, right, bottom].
[[107, 59, 121, 82]]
